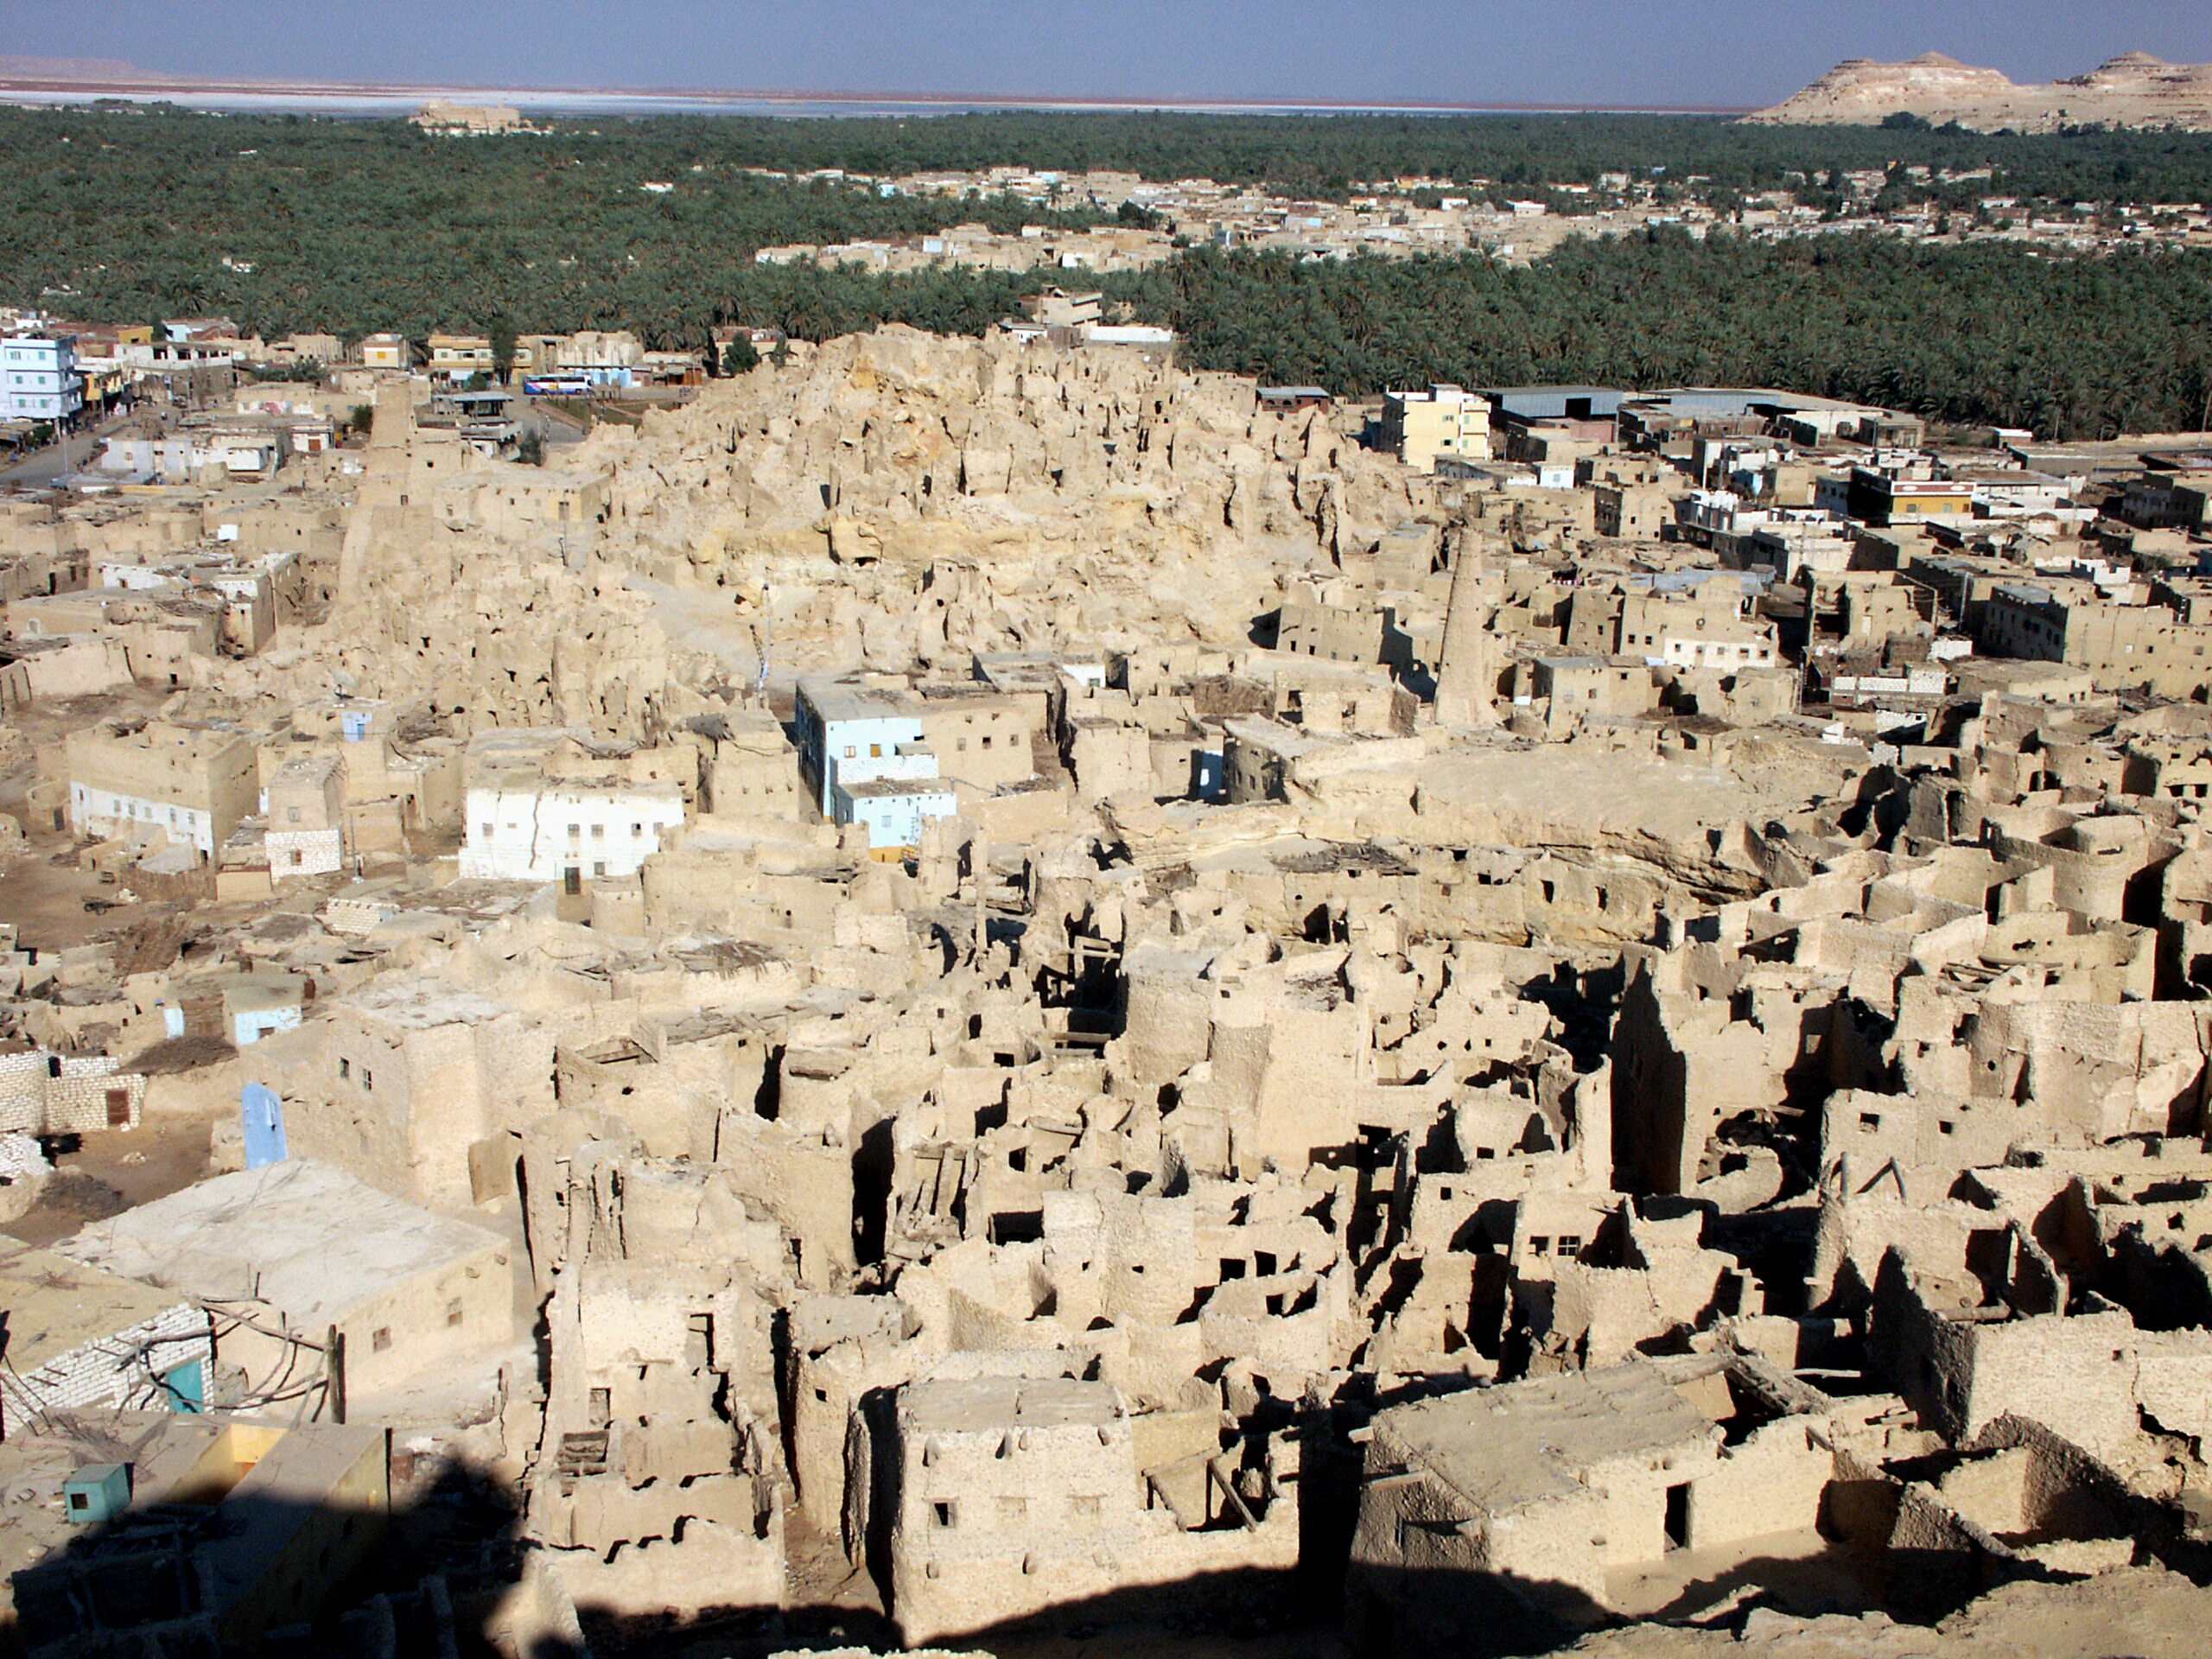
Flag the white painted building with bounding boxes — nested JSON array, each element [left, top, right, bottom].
[[795, 677, 929, 816], [70, 784, 221, 853], [455, 728, 688, 885], [1658, 619, 1779, 671], [1, 334, 83, 423]]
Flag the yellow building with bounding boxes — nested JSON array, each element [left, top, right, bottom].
[[1381, 384, 1492, 472], [427, 333, 494, 385]]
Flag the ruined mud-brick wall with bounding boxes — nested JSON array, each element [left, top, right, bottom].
[[305, 327, 1442, 743]]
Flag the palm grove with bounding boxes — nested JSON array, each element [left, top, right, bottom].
[[10, 104, 2212, 438]]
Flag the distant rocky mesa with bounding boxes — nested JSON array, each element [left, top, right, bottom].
[[1746, 50, 2212, 132]]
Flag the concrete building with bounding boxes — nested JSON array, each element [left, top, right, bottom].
[[358, 332, 409, 370], [795, 677, 929, 817], [1846, 469, 1976, 526], [427, 332, 496, 385], [1380, 385, 1492, 473], [833, 775, 958, 855], [0, 335, 83, 423], [64, 721, 259, 860]]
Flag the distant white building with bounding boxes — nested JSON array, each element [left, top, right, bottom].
[[1, 335, 83, 423]]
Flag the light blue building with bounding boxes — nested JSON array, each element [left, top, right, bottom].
[[794, 677, 928, 816], [833, 776, 958, 853], [2, 334, 84, 423]]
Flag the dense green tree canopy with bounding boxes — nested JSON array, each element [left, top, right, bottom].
[[10, 105, 2212, 438]]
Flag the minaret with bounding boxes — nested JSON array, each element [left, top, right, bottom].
[[1433, 531, 1498, 728]]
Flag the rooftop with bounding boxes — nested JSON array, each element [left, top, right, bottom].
[[901, 1376, 1121, 1433], [57, 1159, 509, 1326], [0, 1245, 196, 1375], [1374, 1362, 1713, 1519]]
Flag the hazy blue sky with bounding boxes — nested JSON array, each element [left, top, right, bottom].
[[13, 0, 2212, 107]]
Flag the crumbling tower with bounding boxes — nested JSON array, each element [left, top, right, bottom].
[[1432, 530, 1499, 727]]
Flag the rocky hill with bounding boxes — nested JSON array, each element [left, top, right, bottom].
[[1746, 50, 2212, 131]]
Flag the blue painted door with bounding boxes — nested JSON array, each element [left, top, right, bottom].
[[162, 1360, 204, 1412], [241, 1083, 287, 1169]]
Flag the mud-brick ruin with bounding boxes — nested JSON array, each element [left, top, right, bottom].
[[3, 325, 2212, 1656]]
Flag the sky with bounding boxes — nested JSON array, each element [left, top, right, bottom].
[[10, 0, 2212, 108]]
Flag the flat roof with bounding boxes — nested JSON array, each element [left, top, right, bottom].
[[902, 1375, 1119, 1433], [341, 976, 512, 1029], [842, 777, 956, 800], [798, 676, 921, 722], [1375, 1363, 1712, 1519], [0, 1245, 196, 1374], [58, 1159, 508, 1325]]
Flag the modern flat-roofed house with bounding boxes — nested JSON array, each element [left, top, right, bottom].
[[358, 332, 410, 371], [794, 677, 927, 817], [1381, 385, 1491, 473], [426, 332, 495, 385], [0, 335, 84, 424]]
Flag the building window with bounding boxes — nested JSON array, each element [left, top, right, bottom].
[[591, 824, 604, 839], [339, 1058, 350, 1079], [372, 1327, 392, 1352], [932, 1501, 957, 1529], [446, 1299, 464, 1327], [480, 823, 493, 839]]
